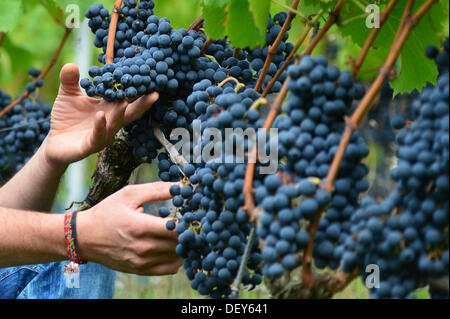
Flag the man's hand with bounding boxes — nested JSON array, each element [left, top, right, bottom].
[[44, 63, 159, 166], [77, 182, 182, 276]]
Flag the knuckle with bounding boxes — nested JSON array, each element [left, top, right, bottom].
[[130, 258, 147, 273], [120, 185, 133, 198], [122, 185, 139, 198], [132, 242, 151, 257]]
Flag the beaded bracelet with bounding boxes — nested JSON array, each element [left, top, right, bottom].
[[64, 211, 87, 265]]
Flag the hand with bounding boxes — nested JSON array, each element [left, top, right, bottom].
[[77, 182, 182, 276], [44, 63, 159, 166]]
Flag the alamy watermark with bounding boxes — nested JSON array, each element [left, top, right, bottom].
[[63, 262, 80, 289], [65, 4, 81, 29], [366, 4, 381, 28], [365, 264, 380, 289], [170, 120, 279, 174]]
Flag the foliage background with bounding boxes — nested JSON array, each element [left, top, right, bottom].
[[0, 0, 448, 298]]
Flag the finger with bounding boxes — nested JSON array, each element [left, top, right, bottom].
[[105, 101, 128, 144], [141, 238, 179, 255], [58, 63, 83, 96], [124, 92, 159, 124], [135, 215, 179, 239], [124, 182, 178, 207], [140, 258, 183, 276], [87, 111, 107, 152]]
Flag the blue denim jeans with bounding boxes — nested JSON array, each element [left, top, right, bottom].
[[0, 261, 115, 299]]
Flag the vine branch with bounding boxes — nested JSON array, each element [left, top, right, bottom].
[[231, 225, 256, 298], [153, 125, 188, 167], [0, 32, 5, 49], [105, 0, 123, 64], [188, 17, 204, 32], [263, 0, 347, 96], [351, 0, 399, 77], [254, 0, 300, 93], [0, 27, 72, 118], [243, 0, 348, 221], [261, 11, 324, 97]]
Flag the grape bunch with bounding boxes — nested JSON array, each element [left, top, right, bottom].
[[83, 0, 233, 101], [85, 0, 156, 62], [156, 83, 270, 298], [83, 0, 296, 172], [256, 55, 370, 278], [0, 85, 51, 182], [340, 40, 449, 299]]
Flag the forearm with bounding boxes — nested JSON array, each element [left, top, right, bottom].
[[0, 138, 67, 211], [0, 207, 66, 267]]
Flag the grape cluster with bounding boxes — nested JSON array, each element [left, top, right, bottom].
[[256, 55, 370, 277], [83, 1, 232, 101], [83, 0, 295, 169], [341, 41, 449, 299], [0, 86, 51, 182], [85, 0, 155, 62], [157, 83, 268, 298]]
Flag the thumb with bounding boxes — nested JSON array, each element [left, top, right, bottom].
[[58, 63, 83, 96]]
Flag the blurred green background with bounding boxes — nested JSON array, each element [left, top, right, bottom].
[[1, 0, 447, 299]]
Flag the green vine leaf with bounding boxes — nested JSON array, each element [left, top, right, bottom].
[[1, 36, 33, 73], [0, 0, 24, 32], [248, 0, 271, 41], [339, 0, 447, 96], [202, 0, 271, 48], [36, 0, 65, 26], [227, 0, 265, 48], [202, 0, 228, 40]]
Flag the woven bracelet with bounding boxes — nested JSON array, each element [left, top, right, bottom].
[[64, 211, 87, 265]]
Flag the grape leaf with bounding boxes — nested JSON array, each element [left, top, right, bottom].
[[339, 0, 446, 95], [0, 0, 24, 32], [36, 0, 65, 26], [300, 0, 337, 12], [390, 1, 446, 95], [1, 36, 33, 73], [202, 0, 228, 40], [226, 0, 264, 48], [248, 0, 271, 41]]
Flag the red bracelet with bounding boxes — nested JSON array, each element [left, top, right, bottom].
[[64, 211, 87, 265]]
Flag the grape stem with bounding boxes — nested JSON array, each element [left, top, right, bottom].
[[351, 0, 400, 77], [243, 0, 347, 221], [301, 0, 438, 287], [200, 38, 213, 55], [270, 0, 307, 22], [218, 77, 245, 92], [254, 0, 300, 93], [105, 0, 123, 64], [0, 32, 5, 49], [0, 27, 72, 119], [152, 125, 189, 167], [261, 10, 324, 97], [263, 0, 347, 96], [233, 48, 241, 59], [352, 0, 398, 77], [188, 17, 204, 31], [230, 224, 256, 299]]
